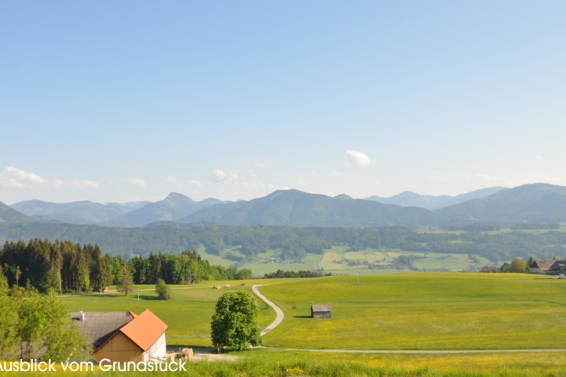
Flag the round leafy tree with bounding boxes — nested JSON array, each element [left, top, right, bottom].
[[155, 278, 170, 300], [211, 291, 261, 352]]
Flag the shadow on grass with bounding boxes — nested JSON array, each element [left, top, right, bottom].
[[139, 295, 161, 301], [77, 293, 165, 301], [81, 294, 122, 298], [291, 315, 312, 319], [167, 345, 215, 354]]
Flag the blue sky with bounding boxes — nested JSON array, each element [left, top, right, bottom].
[[1, 1, 565, 204]]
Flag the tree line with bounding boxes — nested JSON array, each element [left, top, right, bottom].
[[0, 239, 252, 293], [263, 269, 332, 279]]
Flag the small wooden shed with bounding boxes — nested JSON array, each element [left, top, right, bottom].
[[311, 304, 332, 318]]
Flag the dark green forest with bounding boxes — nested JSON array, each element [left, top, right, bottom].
[[0, 239, 251, 293]]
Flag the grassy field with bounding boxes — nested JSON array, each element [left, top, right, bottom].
[[60, 273, 566, 351], [197, 246, 325, 276], [199, 243, 492, 276], [260, 273, 566, 350], [60, 281, 276, 347], [38, 272, 566, 376], [3, 349, 566, 376]]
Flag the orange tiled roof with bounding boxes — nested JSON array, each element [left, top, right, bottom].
[[119, 309, 168, 351]]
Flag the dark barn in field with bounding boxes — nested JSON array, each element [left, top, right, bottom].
[[311, 304, 332, 318]]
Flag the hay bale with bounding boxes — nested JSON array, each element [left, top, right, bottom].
[[181, 348, 194, 360]]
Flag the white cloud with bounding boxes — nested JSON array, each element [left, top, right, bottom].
[[329, 169, 344, 177], [127, 177, 147, 187], [345, 150, 377, 168], [0, 167, 45, 188], [0, 166, 100, 190], [210, 169, 232, 183], [251, 159, 273, 169]]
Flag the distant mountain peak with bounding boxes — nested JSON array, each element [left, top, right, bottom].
[[165, 192, 192, 201]]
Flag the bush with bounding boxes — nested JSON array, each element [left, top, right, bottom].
[[155, 278, 170, 300]]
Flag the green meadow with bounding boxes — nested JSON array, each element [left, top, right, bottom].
[[51, 272, 566, 376], [259, 273, 566, 350], [198, 243, 491, 276], [61, 273, 566, 351]]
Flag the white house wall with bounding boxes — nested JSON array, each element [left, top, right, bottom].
[[147, 332, 167, 360]]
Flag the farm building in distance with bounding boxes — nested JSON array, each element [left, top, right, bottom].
[[311, 304, 332, 318], [531, 260, 566, 276], [71, 309, 168, 363], [480, 266, 497, 273]]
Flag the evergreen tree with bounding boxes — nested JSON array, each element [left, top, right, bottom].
[[117, 261, 134, 296]]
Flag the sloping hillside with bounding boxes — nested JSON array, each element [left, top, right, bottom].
[[181, 189, 448, 227], [0, 202, 39, 223], [437, 183, 566, 223], [107, 193, 225, 227]]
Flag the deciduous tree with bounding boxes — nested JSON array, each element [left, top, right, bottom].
[[211, 291, 261, 352], [510, 257, 527, 272]]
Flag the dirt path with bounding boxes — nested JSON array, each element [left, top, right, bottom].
[[252, 285, 284, 336]]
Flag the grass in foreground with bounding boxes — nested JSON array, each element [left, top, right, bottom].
[[3, 349, 566, 376]]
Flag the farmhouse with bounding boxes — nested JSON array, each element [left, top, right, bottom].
[[531, 260, 566, 275], [480, 266, 497, 273], [311, 304, 332, 318], [71, 309, 168, 363]]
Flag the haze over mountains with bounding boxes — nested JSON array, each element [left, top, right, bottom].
[[3, 183, 566, 229], [10, 199, 149, 225], [367, 187, 506, 210]]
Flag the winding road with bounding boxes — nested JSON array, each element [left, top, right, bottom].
[[252, 285, 285, 336], [251, 285, 566, 354]]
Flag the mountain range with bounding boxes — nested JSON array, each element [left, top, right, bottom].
[[4, 183, 566, 228], [179, 190, 448, 227], [367, 186, 506, 210], [10, 199, 149, 225]]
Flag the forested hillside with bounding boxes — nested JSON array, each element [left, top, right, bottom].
[[1, 223, 564, 264]]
